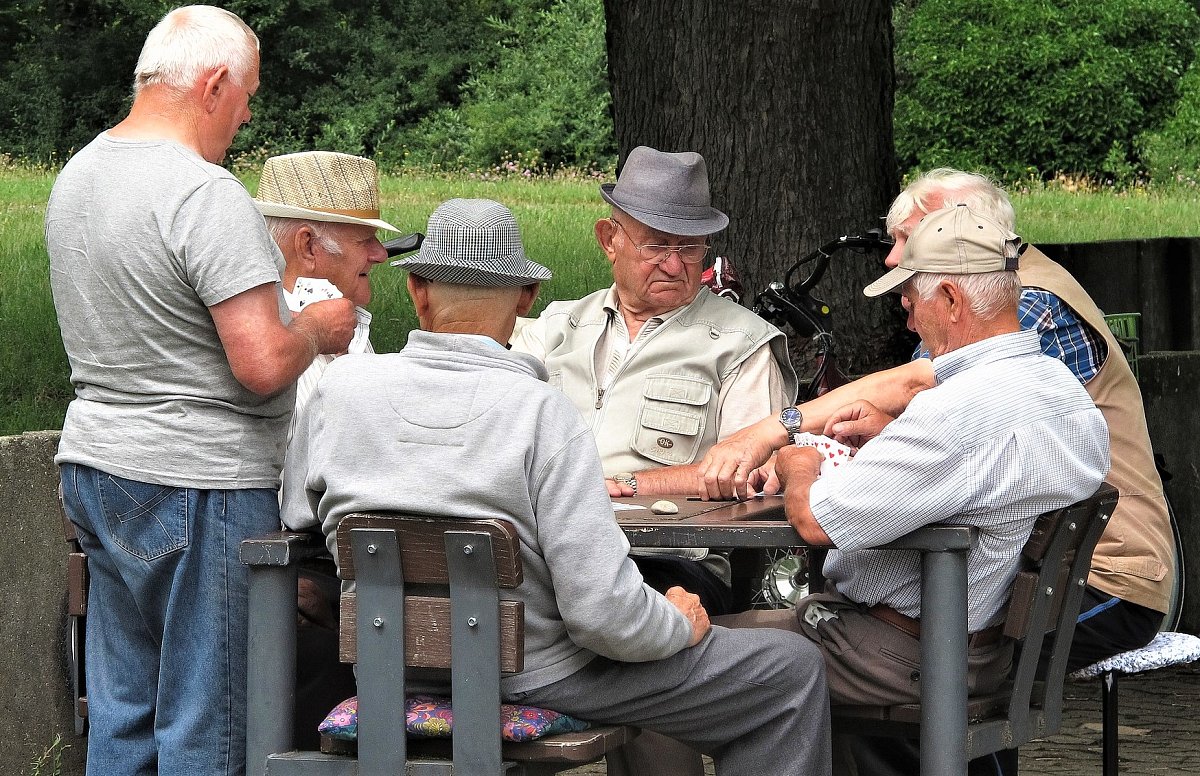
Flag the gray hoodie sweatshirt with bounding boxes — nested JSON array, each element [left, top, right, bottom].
[[281, 330, 692, 692]]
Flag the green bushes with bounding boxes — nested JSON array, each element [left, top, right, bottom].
[[394, 0, 615, 171], [1139, 41, 1200, 185], [895, 0, 1199, 183]]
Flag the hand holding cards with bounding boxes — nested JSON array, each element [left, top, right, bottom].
[[791, 432, 855, 477], [291, 277, 356, 354], [292, 277, 343, 310]]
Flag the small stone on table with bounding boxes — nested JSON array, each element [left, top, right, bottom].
[[650, 500, 679, 515]]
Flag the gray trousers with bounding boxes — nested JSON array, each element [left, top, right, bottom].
[[717, 590, 1013, 706], [717, 591, 1015, 776], [506, 625, 832, 776]]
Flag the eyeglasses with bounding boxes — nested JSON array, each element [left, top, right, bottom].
[[609, 218, 710, 265]]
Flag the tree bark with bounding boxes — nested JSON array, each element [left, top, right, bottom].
[[603, 0, 911, 375]]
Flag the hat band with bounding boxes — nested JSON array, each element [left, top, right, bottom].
[[274, 203, 382, 220]]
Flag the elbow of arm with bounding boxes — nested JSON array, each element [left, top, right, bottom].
[[231, 362, 289, 397]]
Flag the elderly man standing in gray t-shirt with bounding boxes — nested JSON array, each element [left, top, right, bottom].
[[45, 8, 355, 776]]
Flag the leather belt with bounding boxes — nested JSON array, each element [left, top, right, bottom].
[[866, 604, 1005, 647]]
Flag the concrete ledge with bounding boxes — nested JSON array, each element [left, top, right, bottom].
[[0, 431, 85, 775]]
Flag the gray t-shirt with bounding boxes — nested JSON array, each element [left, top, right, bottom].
[[46, 133, 292, 489]]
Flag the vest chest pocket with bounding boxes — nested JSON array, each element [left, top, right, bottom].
[[632, 376, 712, 465]]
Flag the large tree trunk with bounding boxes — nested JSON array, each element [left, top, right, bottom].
[[603, 0, 911, 375]]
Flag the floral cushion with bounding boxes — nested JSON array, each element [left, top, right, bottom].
[[318, 694, 590, 743]]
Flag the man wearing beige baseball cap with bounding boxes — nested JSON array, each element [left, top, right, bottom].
[[717, 205, 1109, 775]]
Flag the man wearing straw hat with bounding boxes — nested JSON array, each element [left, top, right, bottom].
[[46, 7, 356, 775], [254, 149, 402, 747], [254, 150, 402, 442], [511, 145, 797, 617], [281, 198, 832, 776]]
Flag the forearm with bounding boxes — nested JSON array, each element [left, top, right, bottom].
[[784, 477, 833, 546], [796, 359, 934, 430], [238, 321, 320, 396], [632, 463, 707, 496]]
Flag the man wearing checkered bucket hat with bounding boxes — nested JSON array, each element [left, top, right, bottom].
[[281, 198, 833, 776]]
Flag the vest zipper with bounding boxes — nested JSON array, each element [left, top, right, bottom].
[[595, 388, 605, 409]]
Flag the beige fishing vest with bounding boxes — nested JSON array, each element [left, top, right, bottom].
[[538, 287, 798, 474], [1019, 246, 1174, 613]]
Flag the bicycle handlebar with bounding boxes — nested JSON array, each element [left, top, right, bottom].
[[384, 233, 424, 262], [753, 228, 892, 340]]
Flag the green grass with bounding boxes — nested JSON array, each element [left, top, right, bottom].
[[1014, 184, 1200, 244], [5, 165, 1200, 434]]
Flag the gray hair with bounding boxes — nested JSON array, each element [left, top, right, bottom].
[[888, 168, 1016, 233], [907, 270, 1021, 320], [133, 5, 259, 94], [265, 217, 344, 256]]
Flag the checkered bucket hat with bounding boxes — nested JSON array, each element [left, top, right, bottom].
[[394, 198, 552, 286]]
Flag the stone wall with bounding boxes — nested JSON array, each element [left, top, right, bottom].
[[0, 431, 85, 775]]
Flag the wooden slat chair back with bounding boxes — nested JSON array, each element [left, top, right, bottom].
[[832, 483, 1119, 758], [247, 513, 634, 775]]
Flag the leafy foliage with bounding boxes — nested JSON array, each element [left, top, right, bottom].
[[894, 0, 1199, 182], [1138, 41, 1200, 184], [396, 0, 615, 170], [0, 0, 527, 165]]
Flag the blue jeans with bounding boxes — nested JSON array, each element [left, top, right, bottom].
[[61, 463, 278, 776]]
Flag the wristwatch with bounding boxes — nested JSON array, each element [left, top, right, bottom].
[[779, 407, 804, 445], [612, 472, 638, 496]]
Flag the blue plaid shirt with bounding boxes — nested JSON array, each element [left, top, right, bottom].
[[914, 289, 1107, 385]]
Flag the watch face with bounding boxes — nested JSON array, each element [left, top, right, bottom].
[[780, 407, 802, 428]]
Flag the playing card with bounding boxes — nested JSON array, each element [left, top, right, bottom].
[[348, 307, 372, 354], [292, 277, 342, 310], [791, 432, 855, 476]]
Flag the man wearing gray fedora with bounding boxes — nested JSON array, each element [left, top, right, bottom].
[[511, 145, 797, 617], [281, 197, 832, 776]]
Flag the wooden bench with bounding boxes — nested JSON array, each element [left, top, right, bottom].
[[831, 482, 1119, 772], [243, 515, 638, 775]]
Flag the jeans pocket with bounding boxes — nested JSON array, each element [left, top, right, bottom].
[[98, 474, 189, 561]]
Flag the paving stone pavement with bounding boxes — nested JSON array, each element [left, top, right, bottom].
[[557, 663, 1200, 775]]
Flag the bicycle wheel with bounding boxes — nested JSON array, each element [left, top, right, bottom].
[[1163, 490, 1186, 632], [749, 548, 810, 609]]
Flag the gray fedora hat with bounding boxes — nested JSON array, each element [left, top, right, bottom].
[[600, 145, 729, 236], [392, 198, 552, 286]]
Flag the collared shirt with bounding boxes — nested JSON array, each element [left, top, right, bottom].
[[813, 329, 1109, 630], [591, 287, 787, 440], [282, 286, 374, 445], [915, 289, 1107, 384]]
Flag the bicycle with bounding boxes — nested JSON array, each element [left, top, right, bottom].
[[706, 230, 895, 607]]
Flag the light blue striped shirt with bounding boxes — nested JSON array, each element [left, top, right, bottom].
[[812, 329, 1110, 630]]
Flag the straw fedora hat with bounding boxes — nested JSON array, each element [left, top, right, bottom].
[[392, 198, 552, 287], [599, 145, 728, 236], [254, 151, 401, 232]]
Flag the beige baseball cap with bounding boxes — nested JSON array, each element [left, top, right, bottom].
[[864, 204, 1024, 297]]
